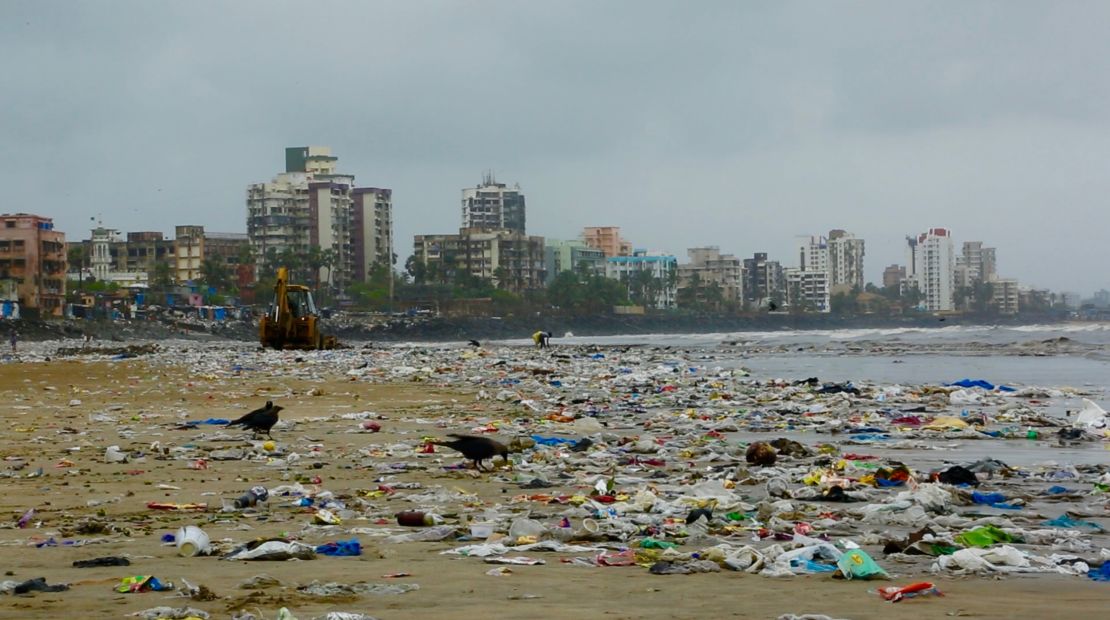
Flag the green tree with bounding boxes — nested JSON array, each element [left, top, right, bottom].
[[150, 260, 174, 291], [406, 254, 428, 284], [971, 280, 996, 314], [548, 270, 628, 314], [200, 258, 232, 291], [627, 269, 661, 308], [901, 284, 924, 310], [548, 270, 588, 310], [830, 291, 857, 315], [236, 245, 256, 268], [703, 280, 725, 311], [677, 272, 702, 308], [67, 245, 88, 276]]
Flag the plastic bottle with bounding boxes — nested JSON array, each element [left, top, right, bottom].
[[234, 485, 269, 509]]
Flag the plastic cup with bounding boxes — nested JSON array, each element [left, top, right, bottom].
[[469, 522, 495, 538], [176, 525, 210, 557], [581, 519, 600, 534]]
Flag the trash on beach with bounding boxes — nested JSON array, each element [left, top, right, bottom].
[[128, 607, 210, 620], [0, 577, 69, 595], [115, 575, 174, 593], [296, 580, 419, 596], [222, 540, 316, 561], [876, 581, 943, 602]]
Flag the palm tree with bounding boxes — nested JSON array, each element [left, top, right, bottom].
[[678, 272, 702, 308]]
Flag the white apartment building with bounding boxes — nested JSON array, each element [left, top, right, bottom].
[[906, 228, 955, 312], [247, 147, 393, 287], [784, 268, 830, 312], [786, 235, 831, 312], [827, 229, 865, 293], [991, 278, 1020, 315], [461, 173, 526, 233]]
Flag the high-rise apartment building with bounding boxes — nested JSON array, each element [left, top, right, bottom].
[[351, 188, 394, 281], [247, 147, 393, 287], [0, 213, 66, 316], [785, 235, 831, 312], [582, 226, 632, 258], [678, 247, 743, 305], [742, 252, 784, 307], [827, 229, 865, 293], [906, 228, 955, 312], [955, 241, 997, 288], [796, 235, 829, 274], [461, 173, 526, 233]]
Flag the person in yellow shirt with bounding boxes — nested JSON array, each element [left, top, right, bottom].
[[532, 330, 551, 349]]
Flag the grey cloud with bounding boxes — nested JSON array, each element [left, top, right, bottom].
[[2, 0, 1108, 293]]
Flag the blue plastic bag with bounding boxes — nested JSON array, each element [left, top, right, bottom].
[[315, 538, 361, 557]]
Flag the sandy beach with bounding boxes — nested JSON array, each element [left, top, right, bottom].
[[0, 344, 1106, 620]]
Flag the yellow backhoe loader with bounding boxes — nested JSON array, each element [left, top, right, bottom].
[[259, 267, 338, 350]]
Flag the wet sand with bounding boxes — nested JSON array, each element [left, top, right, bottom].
[[0, 355, 1105, 620]]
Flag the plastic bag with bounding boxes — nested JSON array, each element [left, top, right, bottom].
[[955, 525, 1013, 548], [836, 549, 887, 580]]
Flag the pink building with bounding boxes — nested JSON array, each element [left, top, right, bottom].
[[582, 226, 632, 258], [0, 213, 67, 316]]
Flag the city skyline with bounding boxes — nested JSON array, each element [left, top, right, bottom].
[[4, 2, 1110, 294]]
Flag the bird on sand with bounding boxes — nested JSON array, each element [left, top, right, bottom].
[[226, 400, 283, 440], [431, 434, 509, 471]]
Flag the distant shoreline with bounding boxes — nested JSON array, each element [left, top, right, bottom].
[[340, 311, 1078, 343], [5, 311, 1085, 345]]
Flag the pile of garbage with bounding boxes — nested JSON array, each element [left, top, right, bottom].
[[2, 339, 1107, 617]]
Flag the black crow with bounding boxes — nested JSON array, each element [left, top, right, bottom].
[[431, 433, 509, 471], [226, 401, 283, 440]]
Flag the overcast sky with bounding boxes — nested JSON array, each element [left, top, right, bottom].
[[3, 1, 1109, 294]]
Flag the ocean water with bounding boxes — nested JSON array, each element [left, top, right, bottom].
[[485, 323, 1110, 388], [544, 322, 1110, 347]]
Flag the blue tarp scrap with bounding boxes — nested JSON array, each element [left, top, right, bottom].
[[848, 433, 890, 441], [1043, 515, 1105, 532], [315, 538, 361, 556], [948, 378, 1016, 392], [971, 491, 1022, 510], [530, 435, 579, 447], [186, 418, 231, 425]]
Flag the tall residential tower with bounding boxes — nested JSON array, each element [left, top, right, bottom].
[[246, 147, 393, 287], [906, 228, 955, 312], [461, 173, 526, 233]]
